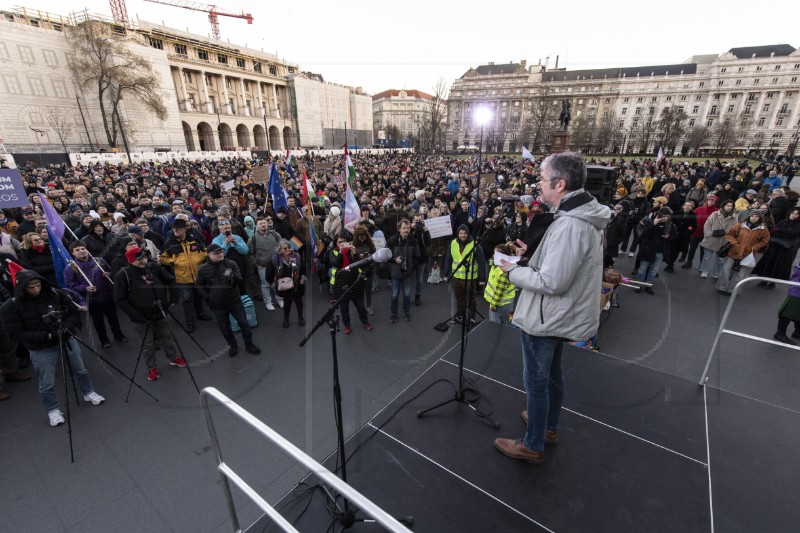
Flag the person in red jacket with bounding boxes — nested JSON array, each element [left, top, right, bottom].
[[682, 195, 718, 269]]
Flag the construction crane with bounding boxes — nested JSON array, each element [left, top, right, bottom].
[[142, 0, 253, 40]]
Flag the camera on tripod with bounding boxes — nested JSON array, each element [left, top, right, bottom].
[[42, 306, 68, 328]]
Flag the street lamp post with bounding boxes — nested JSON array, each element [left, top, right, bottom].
[[261, 106, 270, 153], [474, 107, 492, 199]]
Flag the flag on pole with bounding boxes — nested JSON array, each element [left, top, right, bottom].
[[342, 147, 360, 229], [47, 225, 72, 288], [301, 168, 317, 208], [656, 146, 664, 166], [285, 149, 292, 166], [521, 146, 535, 160], [268, 163, 288, 211], [468, 200, 477, 220], [5, 259, 24, 287], [37, 193, 66, 240]]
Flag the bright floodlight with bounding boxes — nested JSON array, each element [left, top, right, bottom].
[[475, 107, 492, 125]]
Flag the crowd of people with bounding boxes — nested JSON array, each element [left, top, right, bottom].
[[0, 149, 798, 430]]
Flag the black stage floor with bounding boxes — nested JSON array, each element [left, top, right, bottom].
[[261, 321, 800, 533]]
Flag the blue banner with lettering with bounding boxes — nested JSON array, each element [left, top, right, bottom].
[[0, 169, 29, 209]]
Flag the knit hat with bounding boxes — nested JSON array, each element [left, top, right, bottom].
[[746, 189, 757, 195], [69, 204, 82, 213], [127, 225, 144, 235], [277, 206, 288, 214], [172, 218, 187, 229], [330, 206, 340, 217], [707, 195, 719, 201], [125, 246, 143, 263]]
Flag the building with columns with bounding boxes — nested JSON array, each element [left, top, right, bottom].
[[136, 20, 299, 152], [372, 89, 433, 147], [447, 46, 800, 156]]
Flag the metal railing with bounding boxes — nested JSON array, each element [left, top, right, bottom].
[[200, 387, 412, 533], [699, 276, 800, 385]]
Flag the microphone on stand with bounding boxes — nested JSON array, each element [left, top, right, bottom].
[[341, 247, 392, 272]]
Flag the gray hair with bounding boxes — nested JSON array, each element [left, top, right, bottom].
[[278, 238, 293, 251], [541, 152, 586, 191]]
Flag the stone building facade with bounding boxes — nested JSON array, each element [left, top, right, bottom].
[[289, 73, 373, 149], [372, 89, 433, 146], [447, 46, 800, 156]]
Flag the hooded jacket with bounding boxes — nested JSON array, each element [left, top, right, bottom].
[[0, 270, 81, 350], [509, 190, 611, 341], [160, 232, 207, 284], [247, 227, 282, 267]]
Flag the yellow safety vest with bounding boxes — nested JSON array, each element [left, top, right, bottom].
[[484, 264, 515, 308], [450, 239, 478, 280]]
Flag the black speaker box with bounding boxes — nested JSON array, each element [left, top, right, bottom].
[[585, 166, 617, 204]]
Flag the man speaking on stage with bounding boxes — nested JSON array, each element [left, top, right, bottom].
[[494, 152, 611, 464]]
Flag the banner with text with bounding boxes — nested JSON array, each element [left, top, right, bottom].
[[0, 169, 30, 208]]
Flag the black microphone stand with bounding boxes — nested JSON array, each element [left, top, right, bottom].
[[416, 195, 515, 429], [299, 270, 411, 529]]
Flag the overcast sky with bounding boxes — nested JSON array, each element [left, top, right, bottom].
[[29, 0, 799, 95]]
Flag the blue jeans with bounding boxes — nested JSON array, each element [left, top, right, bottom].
[[698, 246, 725, 278], [390, 276, 412, 316], [637, 252, 663, 283], [414, 262, 426, 297], [177, 283, 204, 325], [489, 303, 514, 325], [521, 333, 564, 451], [29, 337, 94, 413]]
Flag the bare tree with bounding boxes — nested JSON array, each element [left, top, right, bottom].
[[66, 20, 168, 149], [594, 112, 619, 154], [45, 108, 75, 152], [712, 116, 738, 153], [685, 126, 711, 155], [526, 88, 559, 152], [657, 107, 688, 152], [418, 79, 448, 153], [384, 123, 401, 147], [569, 115, 592, 152]]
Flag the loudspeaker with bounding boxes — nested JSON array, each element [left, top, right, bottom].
[[585, 166, 617, 204]]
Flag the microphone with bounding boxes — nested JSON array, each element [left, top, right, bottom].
[[342, 247, 392, 271]]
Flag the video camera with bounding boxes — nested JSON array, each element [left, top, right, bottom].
[[42, 306, 68, 328]]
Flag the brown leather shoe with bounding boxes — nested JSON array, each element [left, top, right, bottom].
[[494, 438, 544, 463], [521, 410, 559, 446], [4, 372, 32, 382], [0, 390, 10, 401]]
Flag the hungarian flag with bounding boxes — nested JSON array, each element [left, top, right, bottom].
[[343, 147, 360, 230], [301, 168, 317, 208], [285, 150, 292, 166]]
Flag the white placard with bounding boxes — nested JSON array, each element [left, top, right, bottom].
[[424, 216, 453, 238], [221, 180, 235, 191], [493, 251, 520, 265]]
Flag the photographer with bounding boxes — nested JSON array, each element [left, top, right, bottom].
[[410, 214, 431, 306], [115, 247, 185, 382], [0, 270, 105, 427], [634, 207, 677, 295], [195, 244, 261, 357], [386, 219, 419, 323]]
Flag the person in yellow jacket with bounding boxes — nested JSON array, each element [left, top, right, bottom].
[[484, 244, 517, 325], [734, 189, 757, 212], [159, 218, 211, 332]]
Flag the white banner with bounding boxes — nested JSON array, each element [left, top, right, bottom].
[[424, 216, 453, 239]]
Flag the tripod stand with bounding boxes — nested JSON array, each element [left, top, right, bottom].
[[54, 323, 158, 462], [126, 301, 202, 399], [299, 271, 411, 529]]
